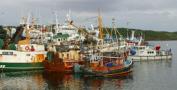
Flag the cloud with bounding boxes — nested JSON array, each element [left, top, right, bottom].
[[0, 0, 177, 31]]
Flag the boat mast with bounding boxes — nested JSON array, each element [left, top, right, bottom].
[[112, 18, 118, 44], [112, 18, 120, 52], [54, 11, 59, 33], [26, 13, 31, 30], [18, 14, 31, 45], [66, 10, 71, 22], [25, 14, 31, 43], [98, 10, 103, 39], [31, 17, 35, 29]]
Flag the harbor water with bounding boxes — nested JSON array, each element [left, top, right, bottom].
[[0, 41, 177, 90]]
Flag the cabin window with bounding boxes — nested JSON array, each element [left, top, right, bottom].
[[139, 47, 143, 50], [148, 51, 154, 54], [2, 52, 13, 55], [48, 40, 52, 43], [62, 54, 64, 58], [67, 54, 69, 59], [133, 47, 138, 50], [96, 57, 98, 60]]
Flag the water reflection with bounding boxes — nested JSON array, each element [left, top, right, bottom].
[[83, 75, 133, 90], [0, 60, 173, 90], [0, 70, 45, 90], [132, 60, 174, 90], [43, 72, 95, 90], [0, 70, 133, 90], [0, 61, 173, 90], [83, 77, 103, 90], [43, 71, 133, 90]]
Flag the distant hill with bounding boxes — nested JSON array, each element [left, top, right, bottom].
[[103, 28, 177, 41], [1, 25, 177, 41]]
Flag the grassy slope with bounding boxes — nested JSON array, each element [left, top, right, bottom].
[[103, 28, 177, 41], [0, 26, 177, 41]]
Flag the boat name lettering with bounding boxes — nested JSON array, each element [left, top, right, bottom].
[[2, 52, 13, 55]]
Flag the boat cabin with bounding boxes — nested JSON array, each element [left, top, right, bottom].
[[131, 46, 157, 56]]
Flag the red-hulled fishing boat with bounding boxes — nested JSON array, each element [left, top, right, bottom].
[[43, 49, 84, 73]]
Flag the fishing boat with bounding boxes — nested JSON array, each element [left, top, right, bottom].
[[128, 45, 172, 61], [125, 30, 172, 61], [0, 17, 47, 72], [51, 11, 82, 45], [80, 35, 132, 77], [43, 44, 84, 73], [126, 31, 148, 47], [81, 51, 133, 77], [43, 12, 85, 72], [79, 13, 133, 77]]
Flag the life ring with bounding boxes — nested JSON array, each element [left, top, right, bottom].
[[25, 46, 30, 51]]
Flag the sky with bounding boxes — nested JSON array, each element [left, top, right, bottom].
[[0, 0, 177, 31]]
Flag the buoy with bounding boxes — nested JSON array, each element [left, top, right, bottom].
[[31, 46, 35, 51], [25, 46, 30, 51], [155, 44, 161, 51]]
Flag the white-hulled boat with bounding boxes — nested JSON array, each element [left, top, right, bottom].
[[0, 17, 47, 72], [128, 45, 172, 61], [125, 30, 172, 61], [0, 45, 46, 72]]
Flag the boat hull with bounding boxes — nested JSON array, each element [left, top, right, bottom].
[[83, 60, 133, 77], [0, 62, 44, 72], [43, 60, 84, 73], [84, 66, 133, 77], [129, 55, 172, 62], [44, 51, 84, 73]]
